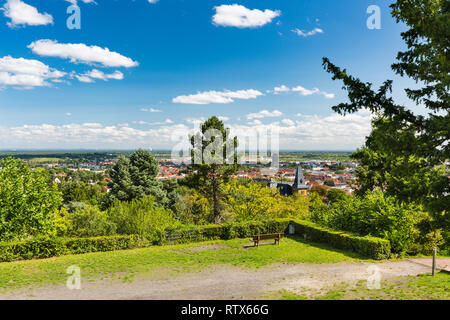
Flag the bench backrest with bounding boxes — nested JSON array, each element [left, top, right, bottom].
[[253, 233, 284, 240]]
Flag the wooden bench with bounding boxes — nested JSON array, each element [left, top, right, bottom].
[[251, 233, 283, 247]]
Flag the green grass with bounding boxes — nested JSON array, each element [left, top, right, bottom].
[[0, 236, 364, 292], [275, 272, 450, 300]]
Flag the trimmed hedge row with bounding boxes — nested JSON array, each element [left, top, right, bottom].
[[162, 219, 292, 244], [0, 218, 390, 262], [0, 235, 151, 262], [290, 219, 391, 260]]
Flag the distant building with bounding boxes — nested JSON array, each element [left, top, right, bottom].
[[269, 166, 311, 196]]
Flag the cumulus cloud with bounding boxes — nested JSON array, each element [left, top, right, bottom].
[[65, 0, 96, 5], [212, 4, 280, 28], [2, 0, 53, 27], [0, 56, 65, 88], [273, 85, 335, 99], [246, 110, 283, 120], [74, 69, 124, 83], [28, 40, 139, 68], [292, 28, 324, 37], [173, 89, 263, 105], [141, 108, 162, 113], [0, 110, 373, 150]]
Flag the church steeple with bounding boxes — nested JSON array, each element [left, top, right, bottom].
[[293, 166, 307, 189]]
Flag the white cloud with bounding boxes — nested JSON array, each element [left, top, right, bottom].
[[246, 110, 283, 120], [173, 89, 263, 105], [75, 75, 93, 83], [2, 0, 53, 27], [28, 40, 139, 68], [135, 119, 174, 125], [292, 28, 324, 37], [148, 0, 159, 3], [0, 110, 373, 150], [273, 85, 290, 94], [65, 0, 96, 5], [281, 119, 295, 126], [218, 116, 230, 121], [0, 56, 65, 88], [213, 4, 280, 28], [75, 69, 124, 83], [273, 85, 335, 99], [141, 108, 162, 113]]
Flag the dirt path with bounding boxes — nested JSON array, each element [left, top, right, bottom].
[[0, 259, 438, 300]]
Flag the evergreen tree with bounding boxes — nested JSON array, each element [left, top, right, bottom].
[[108, 149, 166, 204], [322, 0, 449, 230], [189, 116, 239, 223]]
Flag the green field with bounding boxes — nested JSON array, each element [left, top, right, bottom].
[[0, 236, 364, 291]]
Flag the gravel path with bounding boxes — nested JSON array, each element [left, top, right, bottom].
[[0, 260, 435, 300]]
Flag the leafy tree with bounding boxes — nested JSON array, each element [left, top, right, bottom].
[[0, 158, 62, 241], [189, 116, 239, 223], [108, 196, 175, 236], [108, 149, 166, 204], [326, 189, 348, 204], [322, 0, 449, 230], [68, 205, 117, 237], [174, 186, 213, 225], [310, 184, 330, 196]]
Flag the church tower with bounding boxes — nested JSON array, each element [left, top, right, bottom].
[[292, 166, 310, 195]]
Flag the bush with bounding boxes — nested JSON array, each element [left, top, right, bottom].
[[68, 205, 117, 237], [310, 190, 425, 255], [290, 219, 391, 260], [0, 218, 389, 262], [108, 196, 177, 237], [0, 235, 151, 262], [0, 158, 62, 241]]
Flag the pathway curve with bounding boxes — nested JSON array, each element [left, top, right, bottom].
[[0, 260, 438, 300]]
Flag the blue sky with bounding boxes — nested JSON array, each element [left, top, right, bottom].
[[0, 0, 419, 150]]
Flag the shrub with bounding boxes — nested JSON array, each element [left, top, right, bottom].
[[108, 196, 177, 237], [290, 219, 391, 260], [0, 235, 151, 262], [173, 187, 214, 225], [68, 205, 117, 237], [310, 190, 425, 255], [0, 158, 63, 241]]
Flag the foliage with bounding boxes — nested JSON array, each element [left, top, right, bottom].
[[107, 149, 166, 204], [174, 186, 214, 225], [108, 196, 176, 237], [223, 180, 310, 222], [0, 234, 150, 262], [188, 116, 239, 223], [322, 0, 449, 232], [290, 219, 391, 260], [326, 189, 349, 204], [310, 184, 330, 197], [312, 190, 427, 255], [0, 158, 62, 241], [59, 180, 106, 206], [67, 205, 117, 237]]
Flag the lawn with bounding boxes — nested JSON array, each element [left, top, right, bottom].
[[0, 236, 365, 292], [275, 272, 450, 300]]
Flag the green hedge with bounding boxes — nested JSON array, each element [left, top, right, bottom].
[[290, 219, 391, 260], [162, 219, 292, 244], [0, 218, 390, 262], [0, 235, 151, 262]]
